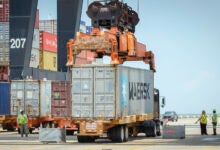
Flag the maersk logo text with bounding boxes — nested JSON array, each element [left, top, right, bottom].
[[129, 82, 150, 100]]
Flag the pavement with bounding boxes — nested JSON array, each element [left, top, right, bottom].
[[0, 118, 220, 150]]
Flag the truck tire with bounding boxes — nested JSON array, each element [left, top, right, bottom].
[[123, 125, 129, 142], [144, 121, 156, 137], [111, 126, 124, 142]]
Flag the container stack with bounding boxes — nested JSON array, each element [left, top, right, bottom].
[[39, 31, 57, 71], [39, 20, 57, 34], [29, 9, 40, 68], [0, 0, 9, 81]]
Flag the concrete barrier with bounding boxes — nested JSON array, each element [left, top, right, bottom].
[[39, 128, 66, 143], [162, 125, 185, 139]]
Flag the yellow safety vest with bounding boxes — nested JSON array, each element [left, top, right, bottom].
[[18, 114, 28, 125], [200, 114, 207, 124]]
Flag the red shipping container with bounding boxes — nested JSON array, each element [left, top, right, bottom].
[[86, 51, 95, 62], [0, 0, 9, 22], [51, 81, 71, 117], [75, 57, 87, 65], [35, 9, 39, 29], [40, 31, 57, 52]]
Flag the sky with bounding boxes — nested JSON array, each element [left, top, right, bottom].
[[38, 0, 220, 114]]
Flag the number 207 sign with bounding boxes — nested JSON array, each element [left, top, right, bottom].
[[10, 38, 26, 49]]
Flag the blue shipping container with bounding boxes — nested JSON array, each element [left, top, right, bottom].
[[0, 82, 10, 115]]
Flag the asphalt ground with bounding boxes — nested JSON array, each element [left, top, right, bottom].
[[0, 118, 220, 150]]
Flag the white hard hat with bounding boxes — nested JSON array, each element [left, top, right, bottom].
[[20, 109, 24, 113]]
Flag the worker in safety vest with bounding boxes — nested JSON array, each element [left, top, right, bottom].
[[196, 110, 208, 135], [17, 109, 28, 137], [212, 109, 218, 135]]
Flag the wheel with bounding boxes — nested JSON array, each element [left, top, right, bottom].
[[123, 125, 129, 142], [145, 121, 156, 137], [111, 126, 124, 142]]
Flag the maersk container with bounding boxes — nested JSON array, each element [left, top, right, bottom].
[[71, 65, 154, 118], [0, 82, 10, 115], [39, 80, 51, 117], [10, 80, 40, 116]]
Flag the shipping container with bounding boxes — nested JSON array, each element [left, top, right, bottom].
[[0, 0, 9, 22], [86, 51, 94, 62], [29, 48, 39, 68], [35, 9, 39, 29], [39, 80, 51, 117], [39, 31, 57, 52], [32, 28, 39, 49], [10, 80, 40, 116], [86, 26, 93, 34], [71, 65, 154, 118], [0, 42, 9, 65], [79, 20, 86, 33], [0, 82, 10, 115], [39, 20, 57, 34], [75, 57, 87, 65], [51, 81, 71, 117], [0, 22, 9, 41], [39, 50, 57, 71]]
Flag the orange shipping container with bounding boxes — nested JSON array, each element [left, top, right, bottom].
[[39, 31, 57, 52], [39, 50, 57, 71]]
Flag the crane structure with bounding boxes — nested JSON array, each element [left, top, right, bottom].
[[66, 0, 156, 72]]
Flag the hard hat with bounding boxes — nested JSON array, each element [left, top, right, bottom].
[[20, 109, 24, 113]]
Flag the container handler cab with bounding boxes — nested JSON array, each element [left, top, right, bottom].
[[66, 0, 164, 142]]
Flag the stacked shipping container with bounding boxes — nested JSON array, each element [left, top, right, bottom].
[[0, 0, 9, 81], [39, 20, 57, 34], [39, 31, 57, 71]]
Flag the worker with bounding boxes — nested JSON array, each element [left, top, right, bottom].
[[212, 109, 218, 135], [17, 109, 28, 137], [196, 110, 208, 135], [153, 112, 161, 136]]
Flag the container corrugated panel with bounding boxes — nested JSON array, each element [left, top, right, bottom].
[[0, 82, 10, 115], [117, 66, 154, 116], [71, 65, 154, 119], [39, 31, 57, 52], [94, 67, 115, 118], [24, 81, 40, 116], [0, 0, 9, 22], [10, 81, 25, 115], [0, 42, 9, 65], [39, 20, 57, 34], [0, 22, 9, 41], [51, 81, 71, 117], [29, 48, 39, 68], [40, 80, 51, 117], [10, 80, 40, 116], [32, 28, 39, 49], [39, 50, 57, 71], [71, 67, 93, 118]]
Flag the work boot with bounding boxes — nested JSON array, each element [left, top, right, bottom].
[[213, 129, 217, 135]]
